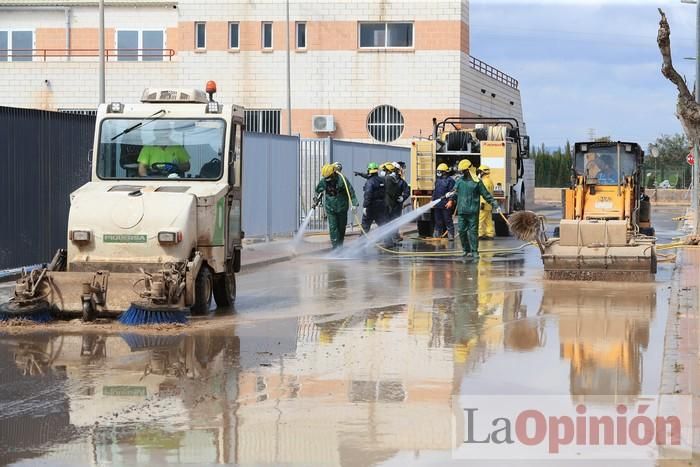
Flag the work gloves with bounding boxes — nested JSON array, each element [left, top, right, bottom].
[[363, 208, 368, 217], [397, 196, 404, 203]]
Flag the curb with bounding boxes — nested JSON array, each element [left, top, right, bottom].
[[659, 249, 700, 455]]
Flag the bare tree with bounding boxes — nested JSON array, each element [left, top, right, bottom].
[[658, 9, 700, 144]]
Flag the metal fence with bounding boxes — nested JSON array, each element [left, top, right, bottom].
[[241, 132, 300, 238], [299, 138, 411, 231], [0, 106, 94, 270]]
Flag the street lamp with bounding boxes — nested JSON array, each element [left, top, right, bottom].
[[98, 0, 105, 104]]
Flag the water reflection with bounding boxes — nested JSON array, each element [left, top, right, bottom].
[[540, 284, 655, 400]]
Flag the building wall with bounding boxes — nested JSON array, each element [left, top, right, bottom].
[[0, 0, 525, 143]]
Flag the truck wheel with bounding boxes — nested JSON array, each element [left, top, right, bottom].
[[213, 263, 236, 308], [494, 213, 510, 237], [417, 220, 433, 238], [82, 300, 96, 322], [191, 267, 213, 316]]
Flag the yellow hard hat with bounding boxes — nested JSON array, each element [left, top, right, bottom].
[[458, 159, 473, 171], [437, 163, 449, 172], [478, 165, 490, 174], [321, 163, 336, 178], [383, 162, 395, 172]]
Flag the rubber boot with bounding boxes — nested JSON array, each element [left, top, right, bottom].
[[448, 231, 455, 242]]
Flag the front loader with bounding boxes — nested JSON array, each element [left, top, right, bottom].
[[542, 141, 656, 281]]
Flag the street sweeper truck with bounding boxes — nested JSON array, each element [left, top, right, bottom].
[[0, 81, 244, 324]]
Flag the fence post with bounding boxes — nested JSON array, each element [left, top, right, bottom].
[[328, 136, 334, 164], [266, 138, 272, 242]]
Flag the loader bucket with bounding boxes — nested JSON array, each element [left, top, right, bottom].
[[542, 242, 657, 282], [542, 219, 657, 281]]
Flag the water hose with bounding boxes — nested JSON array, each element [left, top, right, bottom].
[[337, 176, 532, 258]]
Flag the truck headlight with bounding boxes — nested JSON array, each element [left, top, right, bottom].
[[158, 231, 182, 244], [70, 230, 91, 243]]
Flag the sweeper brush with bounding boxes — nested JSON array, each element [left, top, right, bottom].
[[507, 211, 545, 243], [0, 301, 53, 323], [119, 302, 189, 326]]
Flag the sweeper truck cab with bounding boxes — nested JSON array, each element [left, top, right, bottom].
[[2, 82, 244, 321]]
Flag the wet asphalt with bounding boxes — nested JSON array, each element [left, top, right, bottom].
[[0, 206, 688, 466]]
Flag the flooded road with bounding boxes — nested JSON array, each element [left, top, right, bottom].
[[0, 207, 687, 466]]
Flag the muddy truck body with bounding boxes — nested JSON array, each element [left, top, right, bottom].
[[3, 84, 244, 320]]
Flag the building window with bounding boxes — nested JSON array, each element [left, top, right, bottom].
[[245, 109, 280, 134], [228, 22, 240, 49], [195, 22, 206, 49], [116, 30, 164, 62], [359, 22, 413, 49], [142, 31, 164, 61], [0, 30, 34, 62], [367, 105, 404, 143], [296, 22, 306, 49], [262, 22, 273, 50]]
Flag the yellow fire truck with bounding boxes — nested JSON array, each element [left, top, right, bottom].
[[410, 117, 530, 237]]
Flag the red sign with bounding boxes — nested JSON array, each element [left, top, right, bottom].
[[688, 151, 695, 166]]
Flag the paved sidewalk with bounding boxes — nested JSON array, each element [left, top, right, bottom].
[[241, 232, 334, 270], [660, 248, 700, 462]]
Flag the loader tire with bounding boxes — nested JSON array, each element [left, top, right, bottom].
[[191, 267, 213, 316], [639, 227, 655, 237], [213, 262, 236, 308]]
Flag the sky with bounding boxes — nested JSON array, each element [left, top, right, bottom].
[[469, 0, 697, 149]]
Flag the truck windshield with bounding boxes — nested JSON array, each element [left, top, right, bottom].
[[574, 146, 637, 186], [97, 118, 226, 180]]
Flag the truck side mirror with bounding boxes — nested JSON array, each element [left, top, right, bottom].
[[521, 136, 530, 158]]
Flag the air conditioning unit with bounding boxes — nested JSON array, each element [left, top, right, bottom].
[[312, 115, 335, 133]]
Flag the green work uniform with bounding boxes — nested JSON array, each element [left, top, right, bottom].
[[138, 145, 190, 172], [315, 173, 358, 248], [454, 172, 497, 256]]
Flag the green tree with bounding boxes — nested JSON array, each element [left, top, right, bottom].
[[646, 133, 691, 188]]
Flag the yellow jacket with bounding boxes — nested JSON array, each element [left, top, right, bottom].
[[480, 175, 494, 210]]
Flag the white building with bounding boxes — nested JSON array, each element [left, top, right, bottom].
[[0, 0, 524, 144]]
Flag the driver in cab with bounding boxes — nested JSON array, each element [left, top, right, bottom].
[[137, 132, 191, 177]]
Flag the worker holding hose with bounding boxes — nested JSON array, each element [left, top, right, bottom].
[[477, 165, 496, 240], [432, 163, 456, 240], [361, 162, 386, 232], [449, 159, 499, 259], [315, 164, 358, 249]]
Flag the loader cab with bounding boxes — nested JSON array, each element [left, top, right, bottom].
[[573, 142, 644, 187]]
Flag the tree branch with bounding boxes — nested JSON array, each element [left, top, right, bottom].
[[658, 8, 693, 100]]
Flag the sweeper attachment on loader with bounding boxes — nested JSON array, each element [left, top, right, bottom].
[[2, 82, 244, 324], [541, 141, 656, 281]]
